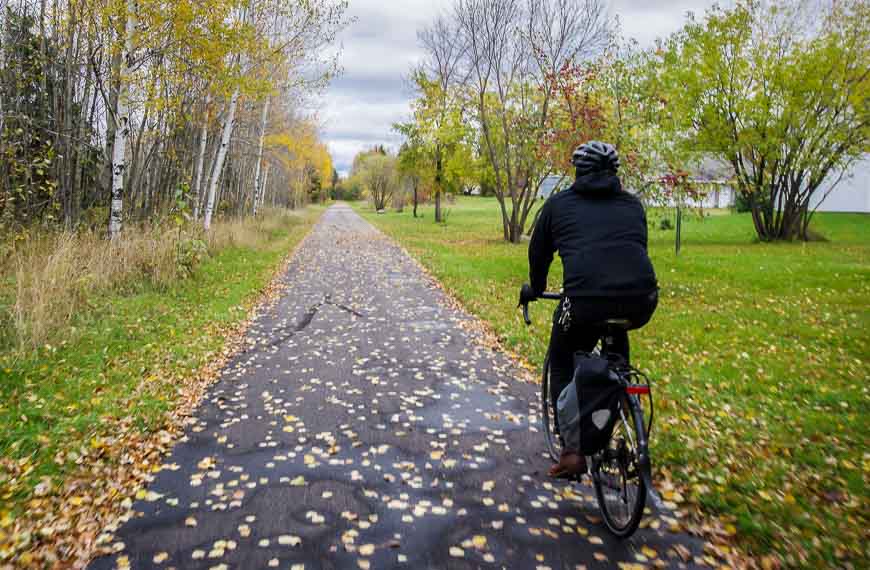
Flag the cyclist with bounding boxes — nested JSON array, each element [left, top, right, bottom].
[[522, 141, 659, 478]]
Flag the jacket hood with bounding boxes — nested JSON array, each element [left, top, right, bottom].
[[571, 172, 621, 195]]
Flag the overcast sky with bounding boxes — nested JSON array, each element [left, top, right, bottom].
[[322, 1, 724, 176]]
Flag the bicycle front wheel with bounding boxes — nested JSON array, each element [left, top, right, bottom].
[[592, 393, 648, 537], [540, 351, 562, 462]]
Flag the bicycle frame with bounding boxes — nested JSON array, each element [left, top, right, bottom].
[[520, 285, 655, 515]]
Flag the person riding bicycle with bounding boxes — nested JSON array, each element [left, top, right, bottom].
[[523, 141, 658, 478]]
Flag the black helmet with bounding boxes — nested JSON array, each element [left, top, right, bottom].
[[571, 141, 619, 175]]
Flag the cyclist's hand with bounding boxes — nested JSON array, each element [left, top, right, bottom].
[[518, 283, 536, 307]]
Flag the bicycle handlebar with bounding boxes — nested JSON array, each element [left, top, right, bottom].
[[519, 285, 562, 325]]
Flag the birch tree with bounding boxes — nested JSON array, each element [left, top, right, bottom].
[[107, 0, 136, 239], [252, 97, 270, 215]]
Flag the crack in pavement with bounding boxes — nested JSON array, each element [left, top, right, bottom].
[[265, 294, 365, 349]]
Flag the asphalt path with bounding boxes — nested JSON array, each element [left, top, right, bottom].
[[90, 204, 708, 569]]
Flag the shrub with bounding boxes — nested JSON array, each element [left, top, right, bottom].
[[733, 192, 752, 213], [176, 238, 209, 276]]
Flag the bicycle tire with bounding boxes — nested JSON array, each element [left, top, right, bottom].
[[592, 393, 648, 537], [540, 351, 562, 462]]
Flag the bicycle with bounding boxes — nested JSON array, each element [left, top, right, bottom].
[[519, 285, 656, 538]]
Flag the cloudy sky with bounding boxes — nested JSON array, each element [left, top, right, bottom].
[[321, 1, 724, 176]]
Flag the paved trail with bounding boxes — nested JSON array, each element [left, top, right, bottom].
[[91, 204, 707, 569]]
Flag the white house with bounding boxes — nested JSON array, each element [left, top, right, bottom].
[[537, 175, 570, 199], [810, 154, 870, 213]]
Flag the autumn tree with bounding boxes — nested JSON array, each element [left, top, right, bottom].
[[348, 147, 398, 211], [397, 16, 470, 224], [449, 0, 610, 242], [396, 139, 429, 218], [264, 114, 332, 209], [393, 70, 472, 223], [655, 0, 870, 241]]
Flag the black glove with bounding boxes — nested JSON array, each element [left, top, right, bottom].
[[518, 283, 537, 307]]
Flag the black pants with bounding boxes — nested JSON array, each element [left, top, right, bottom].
[[548, 291, 658, 415]]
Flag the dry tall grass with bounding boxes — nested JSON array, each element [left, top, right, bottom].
[[2, 209, 304, 349]]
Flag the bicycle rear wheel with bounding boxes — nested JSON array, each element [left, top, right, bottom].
[[592, 393, 647, 537], [540, 351, 562, 462]]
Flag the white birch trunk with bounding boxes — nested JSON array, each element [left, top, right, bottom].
[[203, 87, 239, 230], [108, 0, 136, 239], [192, 92, 211, 221], [261, 163, 270, 209], [251, 97, 270, 216]]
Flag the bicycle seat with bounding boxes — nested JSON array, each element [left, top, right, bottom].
[[596, 318, 632, 330]]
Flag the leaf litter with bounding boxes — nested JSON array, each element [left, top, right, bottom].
[[20, 206, 744, 568]]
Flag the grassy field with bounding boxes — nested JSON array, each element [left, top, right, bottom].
[[0, 208, 322, 564], [356, 197, 868, 567]]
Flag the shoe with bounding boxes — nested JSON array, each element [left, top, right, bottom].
[[548, 450, 587, 479]]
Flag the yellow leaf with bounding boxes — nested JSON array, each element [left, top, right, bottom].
[[359, 544, 375, 556], [144, 491, 162, 502], [724, 524, 737, 535], [278, 535, 302, 546]]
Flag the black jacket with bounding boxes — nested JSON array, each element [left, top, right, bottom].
[[529, 172, 657, 297]]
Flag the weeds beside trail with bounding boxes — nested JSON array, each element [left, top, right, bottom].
[[2, 209, 307, 349], [357, 198, 869, 568], [0, 207, 322, 565]]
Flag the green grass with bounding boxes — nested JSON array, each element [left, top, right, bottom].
[[357, 197, 868, 567], [0, 208, 322, 517]]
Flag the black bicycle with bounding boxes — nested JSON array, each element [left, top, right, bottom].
[[520, 286, 655, 538]]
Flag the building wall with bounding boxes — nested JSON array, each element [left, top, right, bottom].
[[537, 175, 569, 199], [810, 154, 870, 213]]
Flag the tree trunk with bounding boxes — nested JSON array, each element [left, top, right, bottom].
[[192, 93, 211, 220], [509, 197, 521, 243], [101, 49, 122, 207], [412, 182, 418, 218], [252, 97, 270, 216], [675, 206, 682, 255], [203, 87, 239, 230], [261, 164, 270, 209], [108, 0, 136, 239], [434, 153, 443, 223]]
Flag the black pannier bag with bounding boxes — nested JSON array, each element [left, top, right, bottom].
[[557, 352, 623, 455]]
